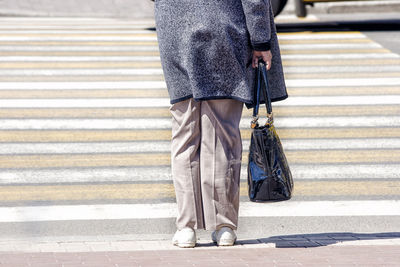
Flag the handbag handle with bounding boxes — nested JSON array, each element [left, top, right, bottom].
[[251, 59, 274, 129]]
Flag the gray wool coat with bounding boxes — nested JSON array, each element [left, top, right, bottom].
[[154, 0, 287, 108]]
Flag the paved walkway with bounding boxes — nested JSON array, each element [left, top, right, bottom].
[[1, 234, 399, 266], [1, 244, 399, 266]]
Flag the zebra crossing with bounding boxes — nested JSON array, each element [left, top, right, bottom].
[[0, 17, 399, 242]]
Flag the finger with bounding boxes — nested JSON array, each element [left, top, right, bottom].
[[263, 56, 272, 70], [252, 56, 258, 68]]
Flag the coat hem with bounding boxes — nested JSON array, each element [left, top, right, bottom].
[[170, 95, 253, 105]]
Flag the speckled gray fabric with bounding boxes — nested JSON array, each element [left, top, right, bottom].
[[154, 0, 287, 108]]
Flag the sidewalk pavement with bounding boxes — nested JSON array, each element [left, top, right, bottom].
[[1, 244, 399, 266], [0, 234, 399, 266]]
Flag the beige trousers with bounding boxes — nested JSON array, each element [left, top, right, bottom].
[[170, 98, 244, 231]]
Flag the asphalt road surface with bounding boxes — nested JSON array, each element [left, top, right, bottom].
[[0, 14, 399, 250]]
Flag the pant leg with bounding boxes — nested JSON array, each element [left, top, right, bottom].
[[170, 98, 205, 230], [199, 99, 244, 231]]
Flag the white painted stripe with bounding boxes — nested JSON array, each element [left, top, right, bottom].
[[0, 19, 156, 25], [0, 43, 381, 51], [277, 95, 400, 106], [0, 46, 160, 51], [0, 30, 156, 34], [286, 78, 400, 87], [1, 79, 400, 90], [284, 65, 400, 73], [0, 69, 164, 76], [0, 54, 397, 63], [281, 138, 400, 150], [293, 164, 400, 179], [2, 66, 400, 76], [0, 167, 174, 184], [280, 43, 382, 49], [0, 201, 398, 222], [0, 56, 162, 62], [0, 36, 159, 41], [0, 164, 399, 184], [0, 82, 167, 90], [1, 138, 400, 155], [0, 18, 154, 22], [282, 53, 400, 59], [0, 116, 399, 130], [1, 96, 400, 108], [277, 33, 367, 40], [0, 98, 169, 108], [275, 14, 319, 21], [0, 25, 156, 30], [238, 201, 400, 217]]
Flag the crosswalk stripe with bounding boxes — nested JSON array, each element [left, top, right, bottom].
[[1, 73, 400, 81], [0, 49, 389, 56], [0, 16, 398, 239], [1, 95, 399, 108], [0, 150, 399, 169], [0, 164, 398, 184], [1, 138, 399, 155], [0, 128, 399, 142], [0, 53, 397, 63], [0, 86, 400, 98], [1, 67, 400, 77], [0, 181, 399, 202], [0, 200, 398, 222], [1, 105, 400, 118], [0, 116, 399, 129], [1, 59, 399, 69], [0, 38, 376, 45], [2, 79, 400, 90]]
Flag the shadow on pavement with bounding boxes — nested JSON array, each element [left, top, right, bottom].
[[277, 19, 400, 33], [233, 232, 400, 248]]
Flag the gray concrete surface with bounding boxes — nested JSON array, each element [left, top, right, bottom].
[[282, 0, 400, 15], [0, 0, 155, 18], [0, 0, 399, 18]]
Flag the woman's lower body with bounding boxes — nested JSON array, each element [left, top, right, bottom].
[[170, 97, 244, 232]]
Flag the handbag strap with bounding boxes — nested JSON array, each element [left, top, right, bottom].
[[251, 59, 274, 129]]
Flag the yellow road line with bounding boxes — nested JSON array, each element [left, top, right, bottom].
[[0, 76, 167, 82], [0, 89, 169, 99], [0, 150, 399, 168], [0, 31, 363, 37], [286, 73, 400, 79], [1, 59, 398, 69], [0, 49, 389, 57], [281, 49, 390, 54], [1, 33, 158, 37], [278, 31, 363, 35], [1, 73, 399, 82], [287, 87, 400, 96], [282, 59, 400, 66], [1, 105, 399, 118], [0, 128, 399, 142], [0, 41, 160, 46], [0, 62, 162, 68], [0, 51, 160, 56], [0, 181, 398, 202], [2, 74, 400, 83], [0, 87, 399, 99], [0, 39, 373, 46], [279, 39, 373, 44]]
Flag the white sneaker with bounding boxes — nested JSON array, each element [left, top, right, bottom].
[[172, 227, 196, 248], [211, 226, 237, 246]]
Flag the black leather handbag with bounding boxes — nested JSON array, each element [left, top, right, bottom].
[[247, 59, 294, 202]]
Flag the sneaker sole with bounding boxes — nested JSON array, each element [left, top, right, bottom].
[[173, 242, 196, 248], [217, 239, 236, 246]]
